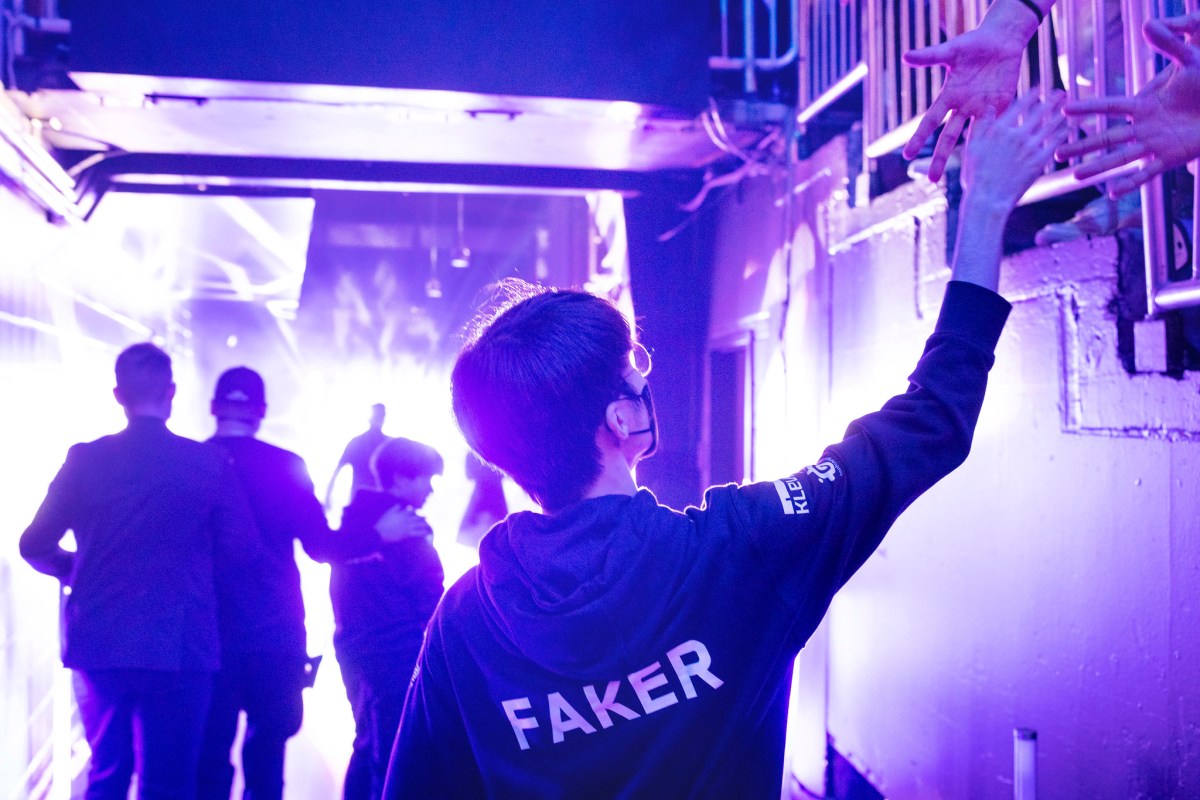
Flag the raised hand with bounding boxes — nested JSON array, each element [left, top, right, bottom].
[[951, 90, 1069, 291], [962, 90, 1069, 210], [901, 24, 1029, 182], [1056, 12, 1200, 197]]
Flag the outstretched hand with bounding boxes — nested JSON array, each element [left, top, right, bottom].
[[950, 90, 1068, 291], [1056, 12, 1200, 196], [961, 90, 1069, 211], [902, 26, 1028, 182], [375, 505, 433, 544]]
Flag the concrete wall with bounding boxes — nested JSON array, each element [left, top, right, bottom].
[[707, 138, 1200, 799]]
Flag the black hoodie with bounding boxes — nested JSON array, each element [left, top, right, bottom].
[[386, 281, 1010, 799]]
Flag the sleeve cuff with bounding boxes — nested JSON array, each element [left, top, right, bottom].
[[935, 280, 1012, 354]]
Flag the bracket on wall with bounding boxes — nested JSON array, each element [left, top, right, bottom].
[[1113, 229, 1200, 377]]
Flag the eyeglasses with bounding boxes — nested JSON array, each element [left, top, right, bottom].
[[617, 376, 654, 417], [628, 341, 652, 378]]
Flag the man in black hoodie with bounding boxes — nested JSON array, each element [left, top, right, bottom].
[[385, 91, 1067, 799]]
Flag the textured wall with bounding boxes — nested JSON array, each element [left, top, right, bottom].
[[706, 141, 1200, 798]]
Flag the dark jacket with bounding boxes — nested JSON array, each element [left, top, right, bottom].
[[209, 435, 381, 657], [329, 490, 444, 662], [20, 416, 259, 672]]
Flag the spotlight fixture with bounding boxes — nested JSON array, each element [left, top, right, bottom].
[[451, 194, 471, 268], [425, 245, 443, 299]]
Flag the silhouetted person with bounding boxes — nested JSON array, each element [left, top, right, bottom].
[[383, 92, 1067, 797], [198, 367, 405, 800], [457, 452, 508, 548], [326, 403, 390, 507], [330, 437, 445, 800], [19, 343, 258, 800]]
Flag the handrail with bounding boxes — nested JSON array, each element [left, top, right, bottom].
[[1144, 0, 1199, 316], [848, 0, 1199, 313], [798, 0, 864, 117], [711, 0, 802, 93]]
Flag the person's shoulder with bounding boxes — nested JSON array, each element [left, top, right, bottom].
[[429, 568, 483, 628], [169, 434, 242, 474], [59, 433, 116, 468], [342, 489, 397, 525], [246, 436, 305, 464], [260, 441, 315, 485], [211, 435, 300, 461], [70, 430, 119, 453]]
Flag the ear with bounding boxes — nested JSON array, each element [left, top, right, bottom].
[[113, 386, 124, 407], [604, 399, 632, 441]]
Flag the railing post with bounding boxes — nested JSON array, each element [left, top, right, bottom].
[[1126, 0, 1172, 317], [743, 0, 758, 93]]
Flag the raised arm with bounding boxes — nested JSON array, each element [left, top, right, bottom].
[[1056, 13, 1200, 197], [902, 0, 1055, 182], [724, 91, 1068, 637]]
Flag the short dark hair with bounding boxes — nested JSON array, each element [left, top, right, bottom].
[[114, 343, 173, 406], [372, 437, 444, 489], [451, 280, 633, 511]]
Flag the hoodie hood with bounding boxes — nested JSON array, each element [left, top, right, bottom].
[[477, 489, 691, 676]]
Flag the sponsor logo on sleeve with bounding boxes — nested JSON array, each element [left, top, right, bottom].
[[773, 476, 809, 515], [804, 458, 840, 484]]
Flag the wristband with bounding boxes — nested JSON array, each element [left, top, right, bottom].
[[1012, 0, 1045, 25]]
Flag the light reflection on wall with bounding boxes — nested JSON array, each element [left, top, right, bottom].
[[0, 186, 157, 799]]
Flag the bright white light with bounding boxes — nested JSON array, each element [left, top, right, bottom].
[[604, 101, 643, 124]]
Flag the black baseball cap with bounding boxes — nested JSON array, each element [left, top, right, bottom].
[[212, 366, 266, 418]]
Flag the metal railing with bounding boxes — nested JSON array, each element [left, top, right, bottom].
[[797, 0, 866, 125], [757, 0, 1198, 315], [711, 0, 802, 93], [1138, 0, 1199, 316]]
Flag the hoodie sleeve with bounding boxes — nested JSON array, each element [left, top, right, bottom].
[[719, 281, 1010, 645], [385, 621, 485, 799]]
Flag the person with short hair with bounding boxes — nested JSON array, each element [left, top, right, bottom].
[[330, 436, 445, 800], [383, 91, 1068, 798], [197, 367, 394, 800], [20, 343, 259, 800]]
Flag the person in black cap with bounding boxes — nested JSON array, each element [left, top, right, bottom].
[[20, 342, 260, 800], [197, 367, 409, 800]]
